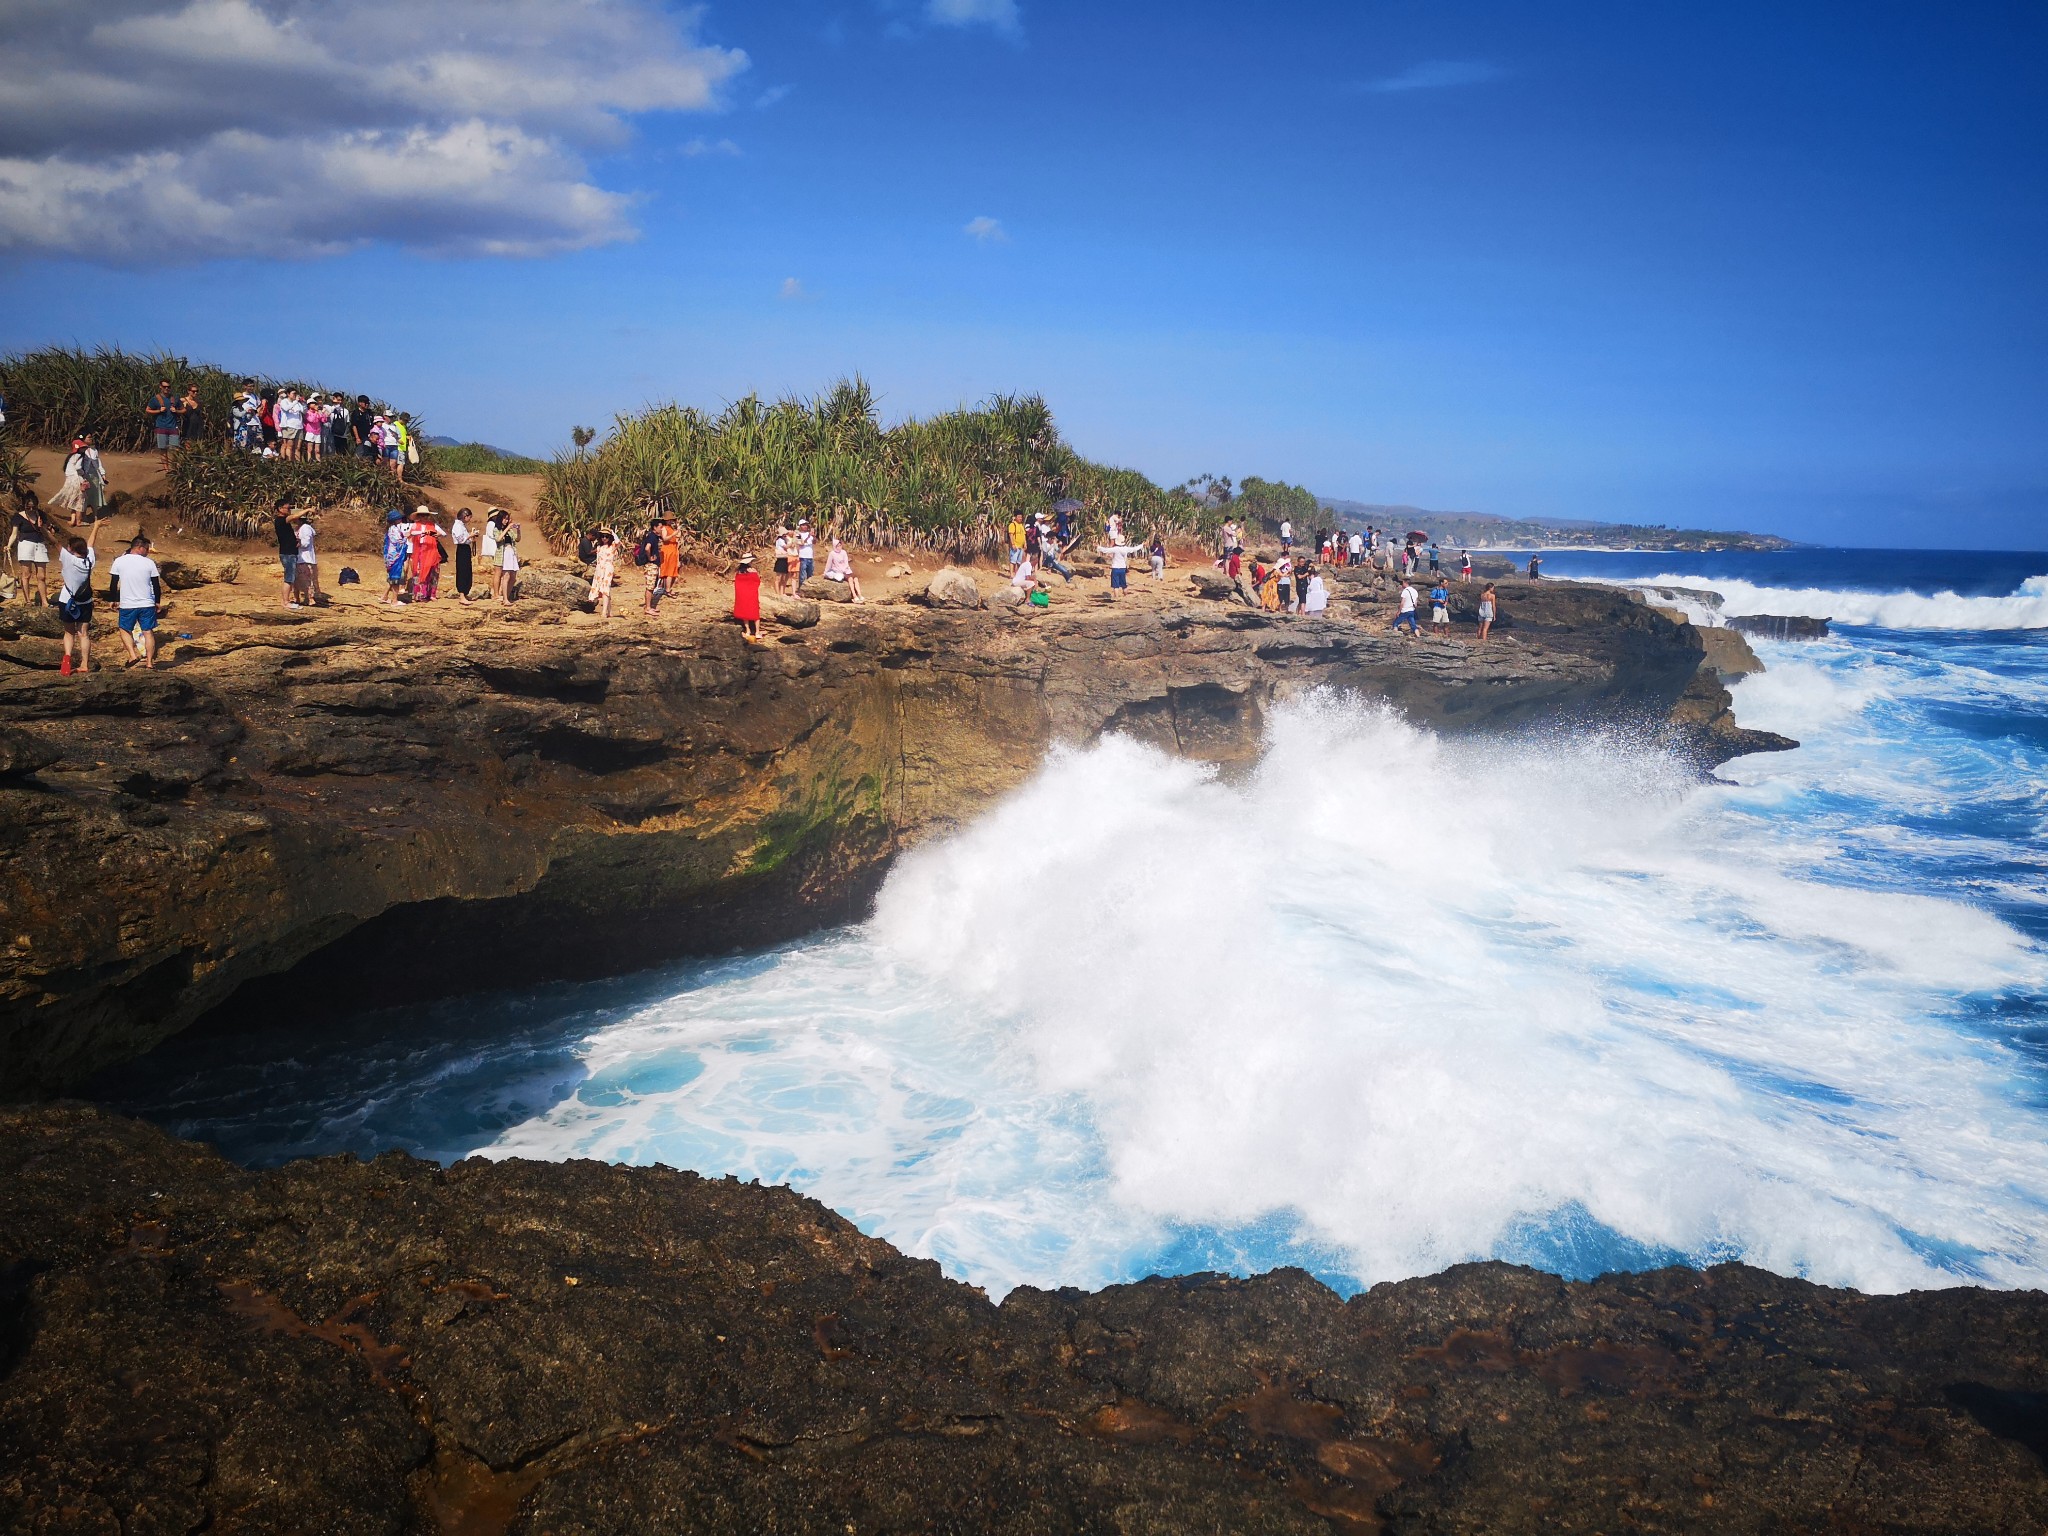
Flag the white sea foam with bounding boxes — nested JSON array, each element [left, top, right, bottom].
[[486, 694, 2048, 1299], [1614, 573, 2048, 630]]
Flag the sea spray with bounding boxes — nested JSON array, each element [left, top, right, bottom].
[[479, 694, 2048, 1297], [106, 594, 2048, 1300]]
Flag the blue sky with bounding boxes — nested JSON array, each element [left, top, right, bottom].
[[2, 0, 2044, 547]]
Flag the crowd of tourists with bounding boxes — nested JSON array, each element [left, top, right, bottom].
[[1206, 516, 1499, 641], [227, 386, 417, 479]]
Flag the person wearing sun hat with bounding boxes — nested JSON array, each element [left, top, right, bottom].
[[733, 552, 762, 641]]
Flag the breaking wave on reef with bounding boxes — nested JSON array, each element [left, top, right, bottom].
[[1611, 572, 2048, 631], [115, 643, 2048, 1299]]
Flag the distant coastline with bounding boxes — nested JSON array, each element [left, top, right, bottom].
[[1317, 496, 1797, 554]]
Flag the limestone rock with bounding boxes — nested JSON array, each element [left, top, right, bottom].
[[990, 584, 1025, 609], [922, 567, 982, 609], [1186, 571, 1241, 601], [512, 568, 588, 605], [1698, 626, 1764, 679], [0, 725, 59, 779], [760, 592, 821, 628], [886, 563, 913, 579], [799, 577, 855, 604], [1728, 613, 1830, 640]]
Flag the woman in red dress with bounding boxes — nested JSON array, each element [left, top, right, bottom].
[[732, 553, 762, 641]]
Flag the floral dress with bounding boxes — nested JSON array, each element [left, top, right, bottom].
[[588, 542, 616, 598]]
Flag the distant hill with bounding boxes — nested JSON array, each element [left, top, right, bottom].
[[1315, 496, 1794, 552], [427, 436, 548, 474]]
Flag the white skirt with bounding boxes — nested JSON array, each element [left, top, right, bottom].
[[48, 476, 88, 514]]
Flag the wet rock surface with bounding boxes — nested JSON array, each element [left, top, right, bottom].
[[2, 1104, 2044, 1535], [2, 583, 1769, 1095]]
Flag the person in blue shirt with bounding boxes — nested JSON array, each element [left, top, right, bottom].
[[1429, 580, 1451, 628]]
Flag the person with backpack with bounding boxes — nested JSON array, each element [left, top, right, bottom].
[[56, 518, 101, 675], [1392, 578, 1420, 636]]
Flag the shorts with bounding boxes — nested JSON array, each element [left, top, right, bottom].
[[1009, 548, 1023, 566], [1110, 566, 1128, 589], [155, 430, 181, 451], [281, 554, 298, 584], [1432, 605, 1449, 622], [16, 540, 47, 564], [58, 597, 92, 625], [280, 427, 302, 442], [383, 446, 402, 461], [119, 605, 158, 633]]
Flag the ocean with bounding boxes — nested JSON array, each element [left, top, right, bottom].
[[99, 548, 2048, 1300]]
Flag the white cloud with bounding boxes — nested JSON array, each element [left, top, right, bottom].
[[754, 84, 794, 110], [963, 215, 1008, 243], [0, 0, 747, 261], [926, 0, 1020, 33], [779, 276, 805, 300], [1360, 60, 1506, 94], [677, 138, 743, 158]]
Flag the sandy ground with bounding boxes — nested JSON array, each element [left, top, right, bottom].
[[6, 451, 1330, 661]]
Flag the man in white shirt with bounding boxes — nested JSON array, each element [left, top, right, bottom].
[[1393, 579, 1420, 637], [1348, 530, 1364, 567], [294, 513, 320, 606], [109, 534, 163, 669]]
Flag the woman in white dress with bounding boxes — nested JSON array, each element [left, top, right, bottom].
[[47, 439, 93, 526]]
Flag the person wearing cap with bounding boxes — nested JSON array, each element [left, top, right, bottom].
[[381, 508, 410, 606], [733, 553, 762, 641], [110, 533, 163, 668], [797, 518, 816, 584], [303, 394, 327, 462]]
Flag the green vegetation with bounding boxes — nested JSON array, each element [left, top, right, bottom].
[[1235, 476, 1321, 536], [166, 445, 436, 539], [431, 441, 549, 475], [538, 378, 1222, 557], [1318, 499, 1794, 552]]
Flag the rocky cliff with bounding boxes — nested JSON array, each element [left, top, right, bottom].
[[3, 1104, 2043, 1534], [0, 579, 1786, 1096]]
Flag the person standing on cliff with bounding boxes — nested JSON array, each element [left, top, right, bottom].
[[733, 553, 762, 641], [451, 508, 475, 603], [1430, 578, 1451, 628], [657, 517, 681, 599], [381, 510, 410, 606], [1527, 555, 1543, 580], [145, 379, 181, 468], [1460, 550, 1473, 583], [56, 518, 101, 675], [494, 513, 521, 604], [1007, 512, 1027, 571], [1477, 582, 1498, 643], [797, 519, 816, 585], [588, 529, 618, 618], [1097, 536, 1142, 598], [293, 512, 321, 607], [110, 534, 162, 669], [1393, 578, 1420, 637]]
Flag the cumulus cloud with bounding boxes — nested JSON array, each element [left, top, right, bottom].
[[963, 215, 1008, 243], [778, 276, 806, 300], [0, 0, 747, 261], [926, 0, 1020, 33], [1359, 59, 1506, 94]]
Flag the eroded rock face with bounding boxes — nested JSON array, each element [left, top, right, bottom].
[[2, 1104, 2044, 1535], [0, 585, 1769, 1094], [921, 567, 983, 608]]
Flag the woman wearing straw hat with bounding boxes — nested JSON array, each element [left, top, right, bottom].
[[733, 553, 762, 642]]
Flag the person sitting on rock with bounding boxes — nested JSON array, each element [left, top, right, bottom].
[[733, 553, 762, 641], [822, 537, 863, 603]]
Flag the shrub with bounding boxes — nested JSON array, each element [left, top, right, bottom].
[[429, 441, 549, 475], [538, 378, 1220, 558], [166, 444, 440, 539], [0, 344, 415, 457]]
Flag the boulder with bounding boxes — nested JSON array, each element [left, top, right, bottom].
[[921, 567, 982, 609], [1186, 571, 1238, 601], [760, 593, 820, 628], [798, 577, 855, 604], [1728, 613, 1831, 641], [885, 563, 913, 579], [0, 726, 60, 779], [512, 568, 589, 605], [1697, 626, 1764, 679], [990, 584, 1025, 609]]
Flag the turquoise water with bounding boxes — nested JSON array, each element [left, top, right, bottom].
[[101, 551, 2048, 1298]]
